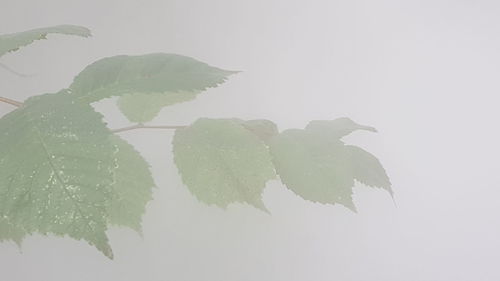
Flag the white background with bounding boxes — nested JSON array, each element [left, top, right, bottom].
[[1, 0, 500, 280]]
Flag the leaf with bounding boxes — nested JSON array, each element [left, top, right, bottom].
[[0, 92, 116, 258], [306, 117, 377, 139], [117, 90, 200, 123], [107, 135, 155, 232], [269, 129, 357, 211], [172, 118, 276, 210], [269, 118, 391, 211], [345, 145, 392, 194], [69, 53, 237, 104], [0, 25, 91, 57]]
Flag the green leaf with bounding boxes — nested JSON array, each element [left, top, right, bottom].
[[306, 117, 377, 139], [345, 145, 392, 194], [172, 118, 276, 210], [0, 92, 116, 258], [269, 118, 391, 211], [70, 53, 237, 104], [0, 25, 91, 57], [269, 129, 357, 211], [107, 135, 155, 232], [117, 90, 200, 123]]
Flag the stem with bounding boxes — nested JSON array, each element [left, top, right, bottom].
[[0, 96, 23, 107], [112, 123, 186, 133]]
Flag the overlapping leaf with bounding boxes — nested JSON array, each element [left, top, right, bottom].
[[107, 135, 155, 232], [238, 119, 279, 143], [0, 25, 91, 57], [269, 118, 391, 211], [345, 145, 392, 194], [172, 118, 276, 210], [69, 53, 237, 112], [0, 92, 116, 258], [305, 117, 377, 138], [269, 129, 357, 210], [117, 90, 200, 123]]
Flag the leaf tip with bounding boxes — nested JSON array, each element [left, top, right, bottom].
[[251, 199, 271, 215], [359, 125, 377, 133]]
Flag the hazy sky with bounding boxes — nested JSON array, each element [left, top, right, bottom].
[[1, 0, 500, 280]]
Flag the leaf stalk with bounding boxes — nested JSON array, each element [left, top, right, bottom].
[[0, 96, 23, 107]]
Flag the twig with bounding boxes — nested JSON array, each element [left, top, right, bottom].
[[0, 63, 34, 77], [112, 123, 186, 133], [0, 96, 23, 107]]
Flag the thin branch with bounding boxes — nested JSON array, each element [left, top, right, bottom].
[[0, 63, 34, 77], [112, 123, 186, 133], [0, 96, 23, 107]]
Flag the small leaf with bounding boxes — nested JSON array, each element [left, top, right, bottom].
[[0, 92, 116, 258], [269, 129, 357, 211], [117, 90, 200, 123], [269, 119, 390, 211], [0, 25, 91, 57], [107, 135, 155, 232], [345, 145, 392, 194], [306, 117, 377, 139], [70, 53, 237, 104], [172, 118, 276, 210]]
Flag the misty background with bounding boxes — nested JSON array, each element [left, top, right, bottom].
[[1, 0, 500, 280]]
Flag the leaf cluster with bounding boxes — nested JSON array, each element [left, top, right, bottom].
[[0, 25, 391, 258]]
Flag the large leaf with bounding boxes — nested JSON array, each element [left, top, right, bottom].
[[0, 92, 116, 258], [107, 135, 155, 232], [269, 118, 390, 211], [117, 90, 200, 123], [69, 53, 236, 105], [172, 118, 276, 210], [0, 25, 91, 57]]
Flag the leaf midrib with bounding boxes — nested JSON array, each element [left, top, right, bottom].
[[32, 122, 100, 237]]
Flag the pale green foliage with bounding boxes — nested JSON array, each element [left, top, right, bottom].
[[0, 25, 91, 57], [117, 90, 200, 123], [107, 135, 155, 232], [270, 129, 356, 210], [306, 118, 377, 138], [0, 25, 392, 259], [69, 53, 236, 106], [269, 118, 391, 211], [172, 117, 390, 212], [346, 145, 392, 193], [0, 92, 116, 258], [173, 118, 276, 210]]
